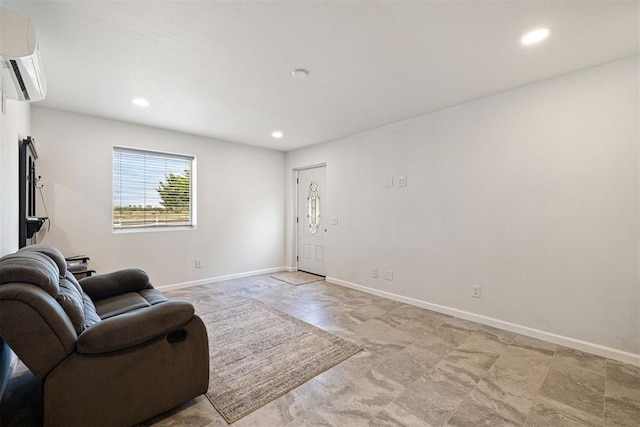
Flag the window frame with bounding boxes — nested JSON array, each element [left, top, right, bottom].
[[112, 146, 197, 233]]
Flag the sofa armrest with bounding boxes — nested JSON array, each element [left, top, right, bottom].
[[76, 300, 195, 354], [79, 268, 152, 301]]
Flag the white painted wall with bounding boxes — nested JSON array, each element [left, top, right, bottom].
[[286, 57, 640, 355], [32, 107, 285, 286], [0, 98, 31, 256]]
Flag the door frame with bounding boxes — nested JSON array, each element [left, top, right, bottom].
[[294, 163, 327, 273]]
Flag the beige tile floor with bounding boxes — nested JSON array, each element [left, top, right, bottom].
[[3, 274, 640, 426]]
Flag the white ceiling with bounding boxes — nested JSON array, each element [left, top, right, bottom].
[[2, 1, 639, 151]]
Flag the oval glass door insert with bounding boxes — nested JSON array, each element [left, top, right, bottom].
[[306, 181, 320, 234]]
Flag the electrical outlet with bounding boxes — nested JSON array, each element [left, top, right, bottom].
[[372, 268, 378, 278], [398, 176, 407, 187], [472, 285, 481, 298], [195, 259, 202, 268]]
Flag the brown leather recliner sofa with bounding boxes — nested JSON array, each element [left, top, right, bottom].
[[0, 244, 209, 426]]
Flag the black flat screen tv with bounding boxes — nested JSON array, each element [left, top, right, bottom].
[[18, 136, 46, 248]]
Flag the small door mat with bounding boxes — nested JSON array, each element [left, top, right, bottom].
[[271, 271, 325, 286]]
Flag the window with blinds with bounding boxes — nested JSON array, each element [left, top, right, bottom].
[[113, 147, 195, 231]]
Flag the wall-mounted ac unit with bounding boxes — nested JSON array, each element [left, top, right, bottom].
[[0, 7, 46, 102]]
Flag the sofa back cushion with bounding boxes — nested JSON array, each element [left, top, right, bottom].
[[0, 252, 60, 295], [19, 244, 68, 275], [0, 247, 101, 334], [57, 272, 101, 333]]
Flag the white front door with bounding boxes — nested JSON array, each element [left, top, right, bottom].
[[297, 166, 326, 276]]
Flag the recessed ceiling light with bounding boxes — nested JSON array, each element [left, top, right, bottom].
[[272, 130, 284, 139], [131, 97, 150, 107], [291, 69, 309, 79], [521, 28, 550, 46]]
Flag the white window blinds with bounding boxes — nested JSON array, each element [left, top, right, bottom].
[[113, 147, 194, 231]]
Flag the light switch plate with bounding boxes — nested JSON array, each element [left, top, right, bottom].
[[384, 177, 393, 187]]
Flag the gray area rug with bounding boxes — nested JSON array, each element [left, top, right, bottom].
[[202, 300, 361, 423], [271, 271, 325, 286]]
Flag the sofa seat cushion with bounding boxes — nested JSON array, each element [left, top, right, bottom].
[[95, 289, 168, 320], [139, 289, 169, 306], [95, 293, 149, 319]]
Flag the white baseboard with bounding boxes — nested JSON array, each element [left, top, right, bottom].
[[157, 266, 289, 292], [326, 276, 640, 367]]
